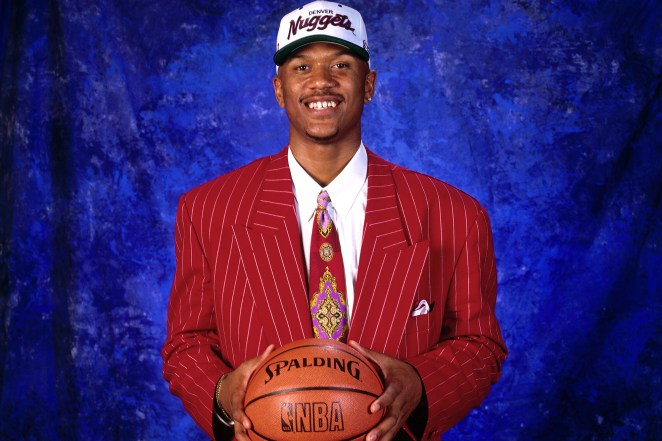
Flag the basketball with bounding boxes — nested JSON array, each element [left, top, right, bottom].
[[244, 338, 385, 441]]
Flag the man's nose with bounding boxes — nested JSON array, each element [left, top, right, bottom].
[[310, 66, 336, 89]]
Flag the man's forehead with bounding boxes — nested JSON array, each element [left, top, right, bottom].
[[287, 43, 355, 59]]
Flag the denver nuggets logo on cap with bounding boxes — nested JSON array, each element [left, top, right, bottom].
[[274, 1, 370, 66]]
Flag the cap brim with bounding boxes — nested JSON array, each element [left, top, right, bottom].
[[273, 35, 369, 65]]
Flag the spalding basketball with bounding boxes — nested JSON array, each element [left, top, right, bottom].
[[244, 338, 385, 441]]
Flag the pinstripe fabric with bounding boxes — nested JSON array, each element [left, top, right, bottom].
[[162, 147, 506, 439], [390, 168, 506, 438]]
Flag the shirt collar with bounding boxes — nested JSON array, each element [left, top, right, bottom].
[[288, 143, 368, 220]]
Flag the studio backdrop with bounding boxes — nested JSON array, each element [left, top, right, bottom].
[[1, 1, 660, 440]]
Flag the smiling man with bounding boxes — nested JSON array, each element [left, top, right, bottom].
[[162, 2, 507, 441]]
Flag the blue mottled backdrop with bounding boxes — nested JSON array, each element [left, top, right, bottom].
[[1, 0, 660, 440]]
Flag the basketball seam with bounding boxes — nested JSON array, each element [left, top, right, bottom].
[[244, 386, 381, 408]]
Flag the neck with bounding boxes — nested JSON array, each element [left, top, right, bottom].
[[289, 140, 360, 187]]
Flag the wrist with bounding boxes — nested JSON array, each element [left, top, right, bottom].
[[405, 362, 428, 439], [214, 373, 234, 427]]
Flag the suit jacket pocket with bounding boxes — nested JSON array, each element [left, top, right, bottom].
[[398, 312, 434, 359]]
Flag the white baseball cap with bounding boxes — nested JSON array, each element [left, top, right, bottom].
[[274, 1, 370, 66]]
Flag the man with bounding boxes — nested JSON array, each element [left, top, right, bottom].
[[162, 2, 507, 440]]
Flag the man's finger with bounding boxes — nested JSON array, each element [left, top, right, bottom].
[[348, 340, 386, 379], [257, 344, 276, 361], [366, 413, 400, 441], [247, 344, 276, 371], [230, 407, 251, 431], [349, 340, 379, 362], [233, 419, 252, 441], [235, 344, 276, 428], [371, 380, 401, 413]]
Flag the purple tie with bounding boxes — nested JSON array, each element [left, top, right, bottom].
[[308, 190, 348, 342]]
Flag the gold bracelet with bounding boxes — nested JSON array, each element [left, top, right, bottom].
[[214, 373, 234, 427]]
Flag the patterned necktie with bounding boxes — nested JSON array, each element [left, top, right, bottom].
[[309, 190, 349, 342]]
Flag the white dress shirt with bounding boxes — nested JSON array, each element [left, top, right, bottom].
[[288, 144, 368, 321]]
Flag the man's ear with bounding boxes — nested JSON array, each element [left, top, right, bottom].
[[364, 69, 377, 104], [273, 75, 285, 108]]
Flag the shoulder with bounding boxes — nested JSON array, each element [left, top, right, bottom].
[[368, 149, 487, 218], [401, 169, 484, 210], [174, 151, 287, 230], [180, 152, 279, 206]]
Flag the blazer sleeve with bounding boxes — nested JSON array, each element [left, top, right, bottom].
[[161, 194, 229, 439], [407, 206, 507, 439]]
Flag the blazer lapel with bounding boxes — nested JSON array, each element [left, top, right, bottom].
[[349, 151, 430, 357], [232, 149, 313, 347]]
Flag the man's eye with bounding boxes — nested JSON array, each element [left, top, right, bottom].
[[295, 64, 309, 71], [334, 62, 349, 69]]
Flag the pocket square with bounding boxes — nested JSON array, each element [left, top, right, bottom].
[[411, 299, 433, 317]]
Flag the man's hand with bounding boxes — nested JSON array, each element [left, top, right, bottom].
[[218, 345, 275, 441], [349, 340, 423, 441]]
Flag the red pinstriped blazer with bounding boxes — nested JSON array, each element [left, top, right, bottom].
[[162, 147, 507, 440]]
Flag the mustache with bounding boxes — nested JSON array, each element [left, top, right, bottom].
[[300, 92, 343, 102]]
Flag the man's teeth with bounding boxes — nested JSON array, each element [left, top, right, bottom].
[[308, 101, 337, 110]]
